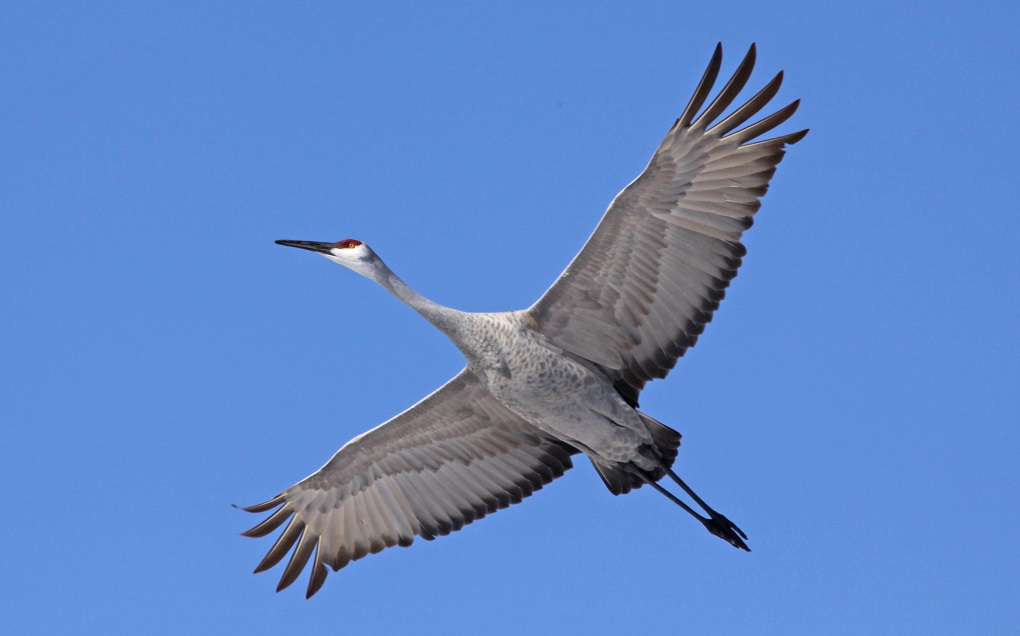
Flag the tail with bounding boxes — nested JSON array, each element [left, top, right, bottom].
[[590, 412, 681, 495], [589, 413, 749, 551]]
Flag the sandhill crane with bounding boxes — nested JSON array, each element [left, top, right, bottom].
[[242, 43, 807, 597]]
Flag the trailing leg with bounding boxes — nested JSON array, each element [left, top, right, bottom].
[[639, 471, 750, 551], [664, 468, 747, 544]]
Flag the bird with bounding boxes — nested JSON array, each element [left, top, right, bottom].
[[242, 43, 807, 598]]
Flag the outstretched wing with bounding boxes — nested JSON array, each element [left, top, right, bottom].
[[528, 43, 808, 407], [240, 369, 575, 597]]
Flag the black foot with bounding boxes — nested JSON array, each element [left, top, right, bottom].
[[703, 513, 750, 551]]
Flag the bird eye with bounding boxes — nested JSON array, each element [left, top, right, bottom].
[[336, 239, 362, 249]]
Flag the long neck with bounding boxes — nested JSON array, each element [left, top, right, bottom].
[[373, 265, 464, 336]]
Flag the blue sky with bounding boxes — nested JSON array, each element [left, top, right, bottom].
[[2, 2, 1018, 634]]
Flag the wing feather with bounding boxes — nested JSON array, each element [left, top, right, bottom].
[[241, 369, 576, 597], [693, 43, 757, 129], [528, 44, 807, 404]]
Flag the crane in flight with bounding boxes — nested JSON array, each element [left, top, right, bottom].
[[242, 43, 807, 597]]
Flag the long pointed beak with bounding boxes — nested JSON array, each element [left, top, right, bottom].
[[275, 240, 336, 255]]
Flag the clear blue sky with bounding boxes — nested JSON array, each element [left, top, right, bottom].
[[2, 2, 1017, 634]]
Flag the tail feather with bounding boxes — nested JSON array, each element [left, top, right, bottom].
[[640, 412, 682, 469], [590, 458, 633, 495], [590, 413, 682, 495]]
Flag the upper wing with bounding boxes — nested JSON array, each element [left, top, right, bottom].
[[528, 44, 807, 407], [240, 369, 575, 597]]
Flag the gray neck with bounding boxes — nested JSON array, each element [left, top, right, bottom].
[[375, 267, 463, 336]]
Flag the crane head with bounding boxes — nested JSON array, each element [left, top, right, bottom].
[[275, 238, 384, 277]]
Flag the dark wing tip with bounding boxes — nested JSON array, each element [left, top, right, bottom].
[[238, 495, 286, 513], [253, 517, 306, 574], [276, 532, 317, 593], [240, 504, 293, 538], [728, 98, 804, 146], [306, 560, 329, 598], [678, 44, 725, 128], [692, 43, 758, 129], [709, 70, 785, 137], [784, 127, 810, 145]]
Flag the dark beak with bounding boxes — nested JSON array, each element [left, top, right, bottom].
[[275, 240, 335, 255]]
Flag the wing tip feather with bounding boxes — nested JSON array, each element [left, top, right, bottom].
[[238, 494, 286, 514], [677, 42, 724, 128]]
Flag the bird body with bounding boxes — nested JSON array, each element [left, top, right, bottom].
[[456, 311, 657, 468], [325, 247, 660, 468], [244, 43, 808, 597]]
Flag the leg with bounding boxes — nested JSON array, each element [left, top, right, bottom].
[[640, 472, 750, 551], [664, 468, 748, 548]]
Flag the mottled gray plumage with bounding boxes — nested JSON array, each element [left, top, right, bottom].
[[243, 43, 807, 598]]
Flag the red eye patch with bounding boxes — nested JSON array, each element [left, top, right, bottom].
[[336, 239, 363, 249]]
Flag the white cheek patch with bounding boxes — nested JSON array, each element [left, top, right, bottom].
[[327, 246, 355, 259], [320, 244, 374, 271], [324, 247, 368, 266], [328, 245, 369, 260]]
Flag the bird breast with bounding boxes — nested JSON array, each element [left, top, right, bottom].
[[456, 312, 653, 464]]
